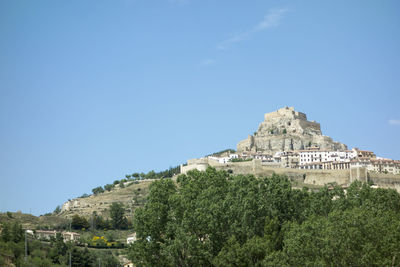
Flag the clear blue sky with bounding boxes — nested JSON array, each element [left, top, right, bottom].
[[1, 0, 399, 215]]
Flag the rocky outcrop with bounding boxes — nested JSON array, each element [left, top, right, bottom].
[[237, 107, 347, 153]]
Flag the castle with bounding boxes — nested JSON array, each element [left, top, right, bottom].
[[237, 107, 347, 153], [179, 107, 400, 191]]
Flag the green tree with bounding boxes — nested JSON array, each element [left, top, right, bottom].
[[49, 233, 68, 264], [104, 184, 114, 192], [92, 186, 104, 195], [71, 214, 89, 230], [146, 170, 156, 179], [70, 247, 94, 267], [92, 212, 108, 230], [214, 235, 271, 267], [109, 202, 127, 229], [283, 207, 400, 266], [53, 205, 61, 214], [129, 178, 176, 266], [11, 222, 24, 243]]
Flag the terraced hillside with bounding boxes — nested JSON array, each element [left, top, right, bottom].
[[59, 179, 155, 219]]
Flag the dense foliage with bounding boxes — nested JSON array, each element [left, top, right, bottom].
[[128, 167, 400, 266]]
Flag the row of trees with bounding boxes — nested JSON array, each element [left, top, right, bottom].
[[125, 165, 180, 180], [91, 166, 180, 196], [128, 167, 400, 266]]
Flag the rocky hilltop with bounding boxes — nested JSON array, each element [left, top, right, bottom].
[[237, 107, 347, 153]]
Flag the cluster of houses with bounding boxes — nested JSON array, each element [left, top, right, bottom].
[[27, 230, 138, 267], [30, 229, 138, 245], [29, 229, 81, 242], [208, 147, 400, 175]]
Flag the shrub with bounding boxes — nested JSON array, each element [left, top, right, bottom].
[[92, 186, 104, 195]]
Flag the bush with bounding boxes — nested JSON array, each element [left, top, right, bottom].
[[104, 184, 114, 192], [92, 186, 104, 195]]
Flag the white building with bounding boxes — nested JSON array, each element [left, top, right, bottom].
[[127, 233, 137, 244], [208, 153, 239, 164], [229, 154, 239, 160], [299, 149, 357, 166], [350, 158, 400, 175], [369, 159, 400, 175], [208, 156, 230, 164], [62, 231, 81, 242], [35, 230, 57, 240]]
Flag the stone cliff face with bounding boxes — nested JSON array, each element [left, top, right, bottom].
[[237, 107, 347, 153]]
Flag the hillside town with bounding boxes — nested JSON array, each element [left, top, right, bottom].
[[201, 146, 400, 175], [182, 107, 400, 176]]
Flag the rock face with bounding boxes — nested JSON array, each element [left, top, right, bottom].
[[237, 107, 347, 153]]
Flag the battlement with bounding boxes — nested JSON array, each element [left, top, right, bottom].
[[265, 106, 307, 122]]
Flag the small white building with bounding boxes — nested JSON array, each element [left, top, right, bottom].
[[35, 230, 57, 240], [272, 151, 299, 168], [26, 230, 34, 236], [229, 153, 239, 159], [62, 231, 81, 242], [127, 232, 137, 244], [208, 156, 230, 164]]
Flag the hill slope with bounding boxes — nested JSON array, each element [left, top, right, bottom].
[[59, 180, 154, 219]]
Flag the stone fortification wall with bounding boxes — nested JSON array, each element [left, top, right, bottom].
[[181, 164, 208, 174], [209, 160, 350, 186], [183, 160, 400, 192], [350, 167, 368, 183], [298, 119, 321, 135], [181, 158, 208, 174], [368, 172, 400, 191], [187, 158, 208, 165], [214, 163, 400, 190]]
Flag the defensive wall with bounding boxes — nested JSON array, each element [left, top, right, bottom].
[[181, 159, 400, 191]]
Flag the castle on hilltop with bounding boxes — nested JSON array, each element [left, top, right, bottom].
[[237, 107, 347, 153], [180, 106, 400, 185]]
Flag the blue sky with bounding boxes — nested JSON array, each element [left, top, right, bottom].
[[1, 0, 399, 215]]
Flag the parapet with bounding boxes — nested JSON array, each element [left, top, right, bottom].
[[265, 106, 307, 121]]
